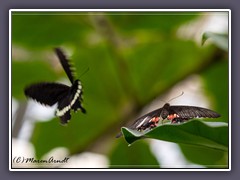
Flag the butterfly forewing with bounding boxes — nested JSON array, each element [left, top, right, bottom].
[[169, 105, 221, 119], [55, 48, 75, 84], [24, 82, 70, 106]]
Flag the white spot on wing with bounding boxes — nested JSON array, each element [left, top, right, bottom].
[[136, 116, 149, 128], [56, 80, 83, 117]]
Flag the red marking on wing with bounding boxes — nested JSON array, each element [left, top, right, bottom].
[[149, 117, 160, 127], [167, 114, 179, 120]]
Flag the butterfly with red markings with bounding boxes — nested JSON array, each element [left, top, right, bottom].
[[24, 48, 86, 124], [116, 103, 220, 138]]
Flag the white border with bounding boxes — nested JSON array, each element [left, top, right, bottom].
[[9, 9, 231, 171], [9, 9, 12, 171], [228, 9, 231, 172]]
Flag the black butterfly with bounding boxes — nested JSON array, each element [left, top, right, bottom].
[[116, 103, 220, 138], [24, 48, 86, 124]]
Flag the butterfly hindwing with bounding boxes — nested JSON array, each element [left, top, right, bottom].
[[60, 109, 71, 125], [24, 82, 70, 106], [72, 100, 86, 114], [55, 80, 85, 124], [116, 107, 163, 138], [55, 94, 72, 124], [131, 108, 162, 130]]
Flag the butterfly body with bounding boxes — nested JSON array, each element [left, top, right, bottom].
[[24, 48, 85, 124]]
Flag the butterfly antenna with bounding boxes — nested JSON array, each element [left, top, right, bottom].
[[159, 99, 167, 104], [168, 91, 184, 103], [79, 67, 90, 78]]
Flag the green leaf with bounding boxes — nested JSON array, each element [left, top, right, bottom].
[[122, 120, 228, 151], [202, 31, 228, 51]]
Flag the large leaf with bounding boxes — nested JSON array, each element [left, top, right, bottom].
[[122, 120, 228, 151]]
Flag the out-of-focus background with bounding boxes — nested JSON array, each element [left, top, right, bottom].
[[11, 11, 229, 168]]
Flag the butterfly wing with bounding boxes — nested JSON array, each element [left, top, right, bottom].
[[72, 100, 86, 114], [168, 105, 221, 122], [116, 108, 163, 138], [130, 108, 163, 130], [24, 82, 70, 106], [55, 48, 75, 84], [60, 110, 71, 125], [56, 94, 72, 124], [55, 80, 85, 124], [116, 103, 221, 138]]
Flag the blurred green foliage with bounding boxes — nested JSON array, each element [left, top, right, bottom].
[[109, 139, 159, 168], [11, 11, 229, 168]]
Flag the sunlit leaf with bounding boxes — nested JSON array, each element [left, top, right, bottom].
[[121, 120, 228, 152]]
